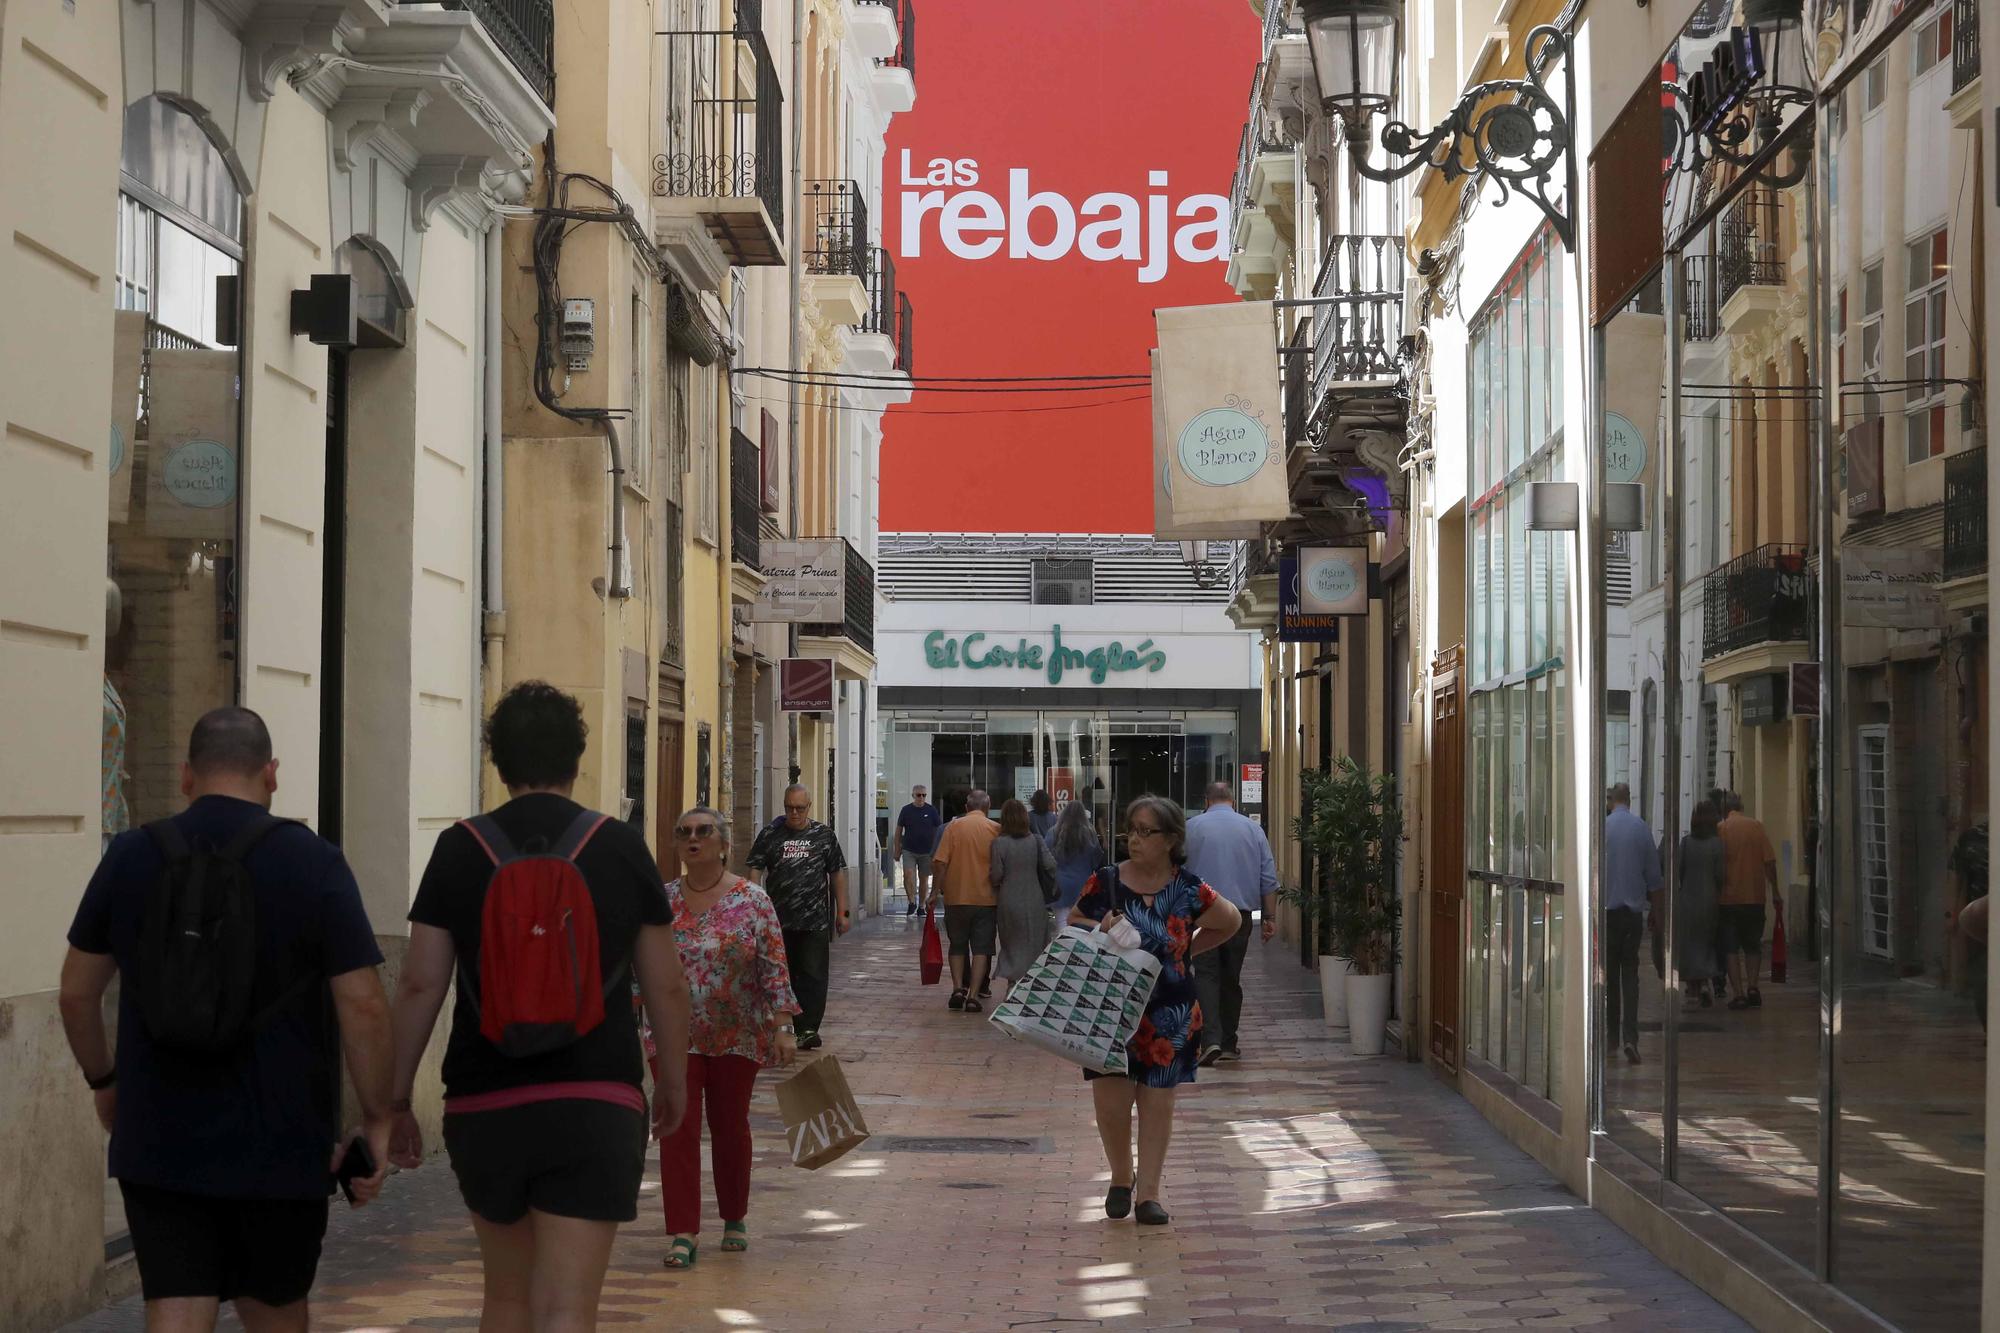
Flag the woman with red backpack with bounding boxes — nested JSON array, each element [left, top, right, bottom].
[[386, 682, 692, 1329]]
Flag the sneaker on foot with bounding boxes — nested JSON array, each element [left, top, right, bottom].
[[1197, 1046, 1223, 1068], [798, 1031, 823, 1051], [1623, 1043, 1642, 1065], [1219, 1046, 1241, 1062]]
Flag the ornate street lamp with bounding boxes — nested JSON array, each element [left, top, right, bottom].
[[1669, 0, 1812, 182], [1301, 0, 1577, 248]]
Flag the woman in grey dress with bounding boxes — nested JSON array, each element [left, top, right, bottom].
[[990, 798, 1058, 991], [1677, 800, 1727, 1006]]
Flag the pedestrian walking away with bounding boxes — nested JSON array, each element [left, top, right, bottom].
[[386, 681, 693, 1330], [892, 783, 942, 917], [1071, 795, 1242, 1226], [1047, 800, 1105, 926], [1677, 801, 1727, 1007], [59, 706, 397, 1331], [1717, 791, 1779, 1011], [1184, 780, 1278, 1065], [1603, 783, 1663, 1063], [1028, 789, 1059, 842], [746, 786, 850, 1049], [990, 797, 1059, 995], [928, 788, 1002, 1012], [654, 806, 799, 1270]]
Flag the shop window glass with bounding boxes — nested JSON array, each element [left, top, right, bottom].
[[105, 98, 244, 844]]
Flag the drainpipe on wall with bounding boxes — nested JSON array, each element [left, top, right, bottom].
[[787, 0, 805, 778], [482, 216, 507, 796]]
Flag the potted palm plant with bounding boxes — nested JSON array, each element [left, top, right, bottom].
[[1280, 767, 1349, 1027], [1298, 757, 1403, 1053]]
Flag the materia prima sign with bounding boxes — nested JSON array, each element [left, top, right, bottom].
[[879, 1, 1257, 536]]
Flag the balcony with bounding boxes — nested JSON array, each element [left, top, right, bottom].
[[415, 0, 554, 103], [854, 0, 916, 112], [1310, 234, 1404, 408], [865, 0, 916, 80], [1683, 254, 1720, 342], [731, 427, 762, 573], [1955, 0, 1980, 92], [1702, 544, 1812, 668], [1283, 318, 1310, 446], [804, 180, 871, 325], [1227, 62, 1297, 300], [653, 12, 786, 266], [1717, 187, 1783, 310], [1945, 445, 1987, 583], [801, 537, 877, 669], [863, 245, 914, 375]]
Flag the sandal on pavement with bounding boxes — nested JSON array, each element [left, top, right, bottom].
[[948, 988, 967, 1011], [1104, 1186, 1133, 1219], [721, 1221, 749, 1252], [963, 995, 984, 1014], [664, 1236, 697, 1269], [1135, 1200, 1171, 1226]]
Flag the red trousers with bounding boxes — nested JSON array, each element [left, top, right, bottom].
[[654, 1052, 761, 1236]]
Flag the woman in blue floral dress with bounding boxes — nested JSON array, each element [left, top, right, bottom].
[[1069, 795, 1241, 1226]]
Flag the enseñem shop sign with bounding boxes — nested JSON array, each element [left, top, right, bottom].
[[923, 626, 1167, 685]]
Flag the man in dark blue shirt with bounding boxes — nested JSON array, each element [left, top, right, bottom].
[[892, 784, 943, 917], [59, 707, 395, 1329]]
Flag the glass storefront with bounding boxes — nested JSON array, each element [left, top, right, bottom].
[[1465, 228, 1573, 1106], [1593, 4, 1986, 1325], [880, 707, 1240, 852], [105, 96, 245, 845]]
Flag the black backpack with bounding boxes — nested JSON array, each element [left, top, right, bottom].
[[137, 814, 310, 1055]]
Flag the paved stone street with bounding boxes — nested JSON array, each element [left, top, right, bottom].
[[68, 915, 1749, 1332]]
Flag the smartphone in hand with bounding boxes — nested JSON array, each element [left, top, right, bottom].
[[334, 1136, 376, 1205]]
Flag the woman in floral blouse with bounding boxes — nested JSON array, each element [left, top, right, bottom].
[[1070, 795, 1241, 1227], [653, 806, 798, 1270]]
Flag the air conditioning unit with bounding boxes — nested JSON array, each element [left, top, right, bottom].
[[1031, 559, 1094, 605]]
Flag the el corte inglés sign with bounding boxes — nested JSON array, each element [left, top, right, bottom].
[[923, 625, 1167, 685]]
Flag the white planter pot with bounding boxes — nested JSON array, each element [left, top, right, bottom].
[[1345, 971, 1392, 1055], [1317, 955, 1349, 1028]]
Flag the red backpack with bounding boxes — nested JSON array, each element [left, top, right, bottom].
[[459, 810, 621, 1058]]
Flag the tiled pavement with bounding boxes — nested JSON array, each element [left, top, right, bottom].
[[67, 915, 1750, 1332]]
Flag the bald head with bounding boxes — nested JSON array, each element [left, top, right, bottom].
[[1204, 781, 1233, 808]]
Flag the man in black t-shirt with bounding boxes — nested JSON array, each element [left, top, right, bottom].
[[746, 785, 848, 1050], [60, 707, 396, 1328]]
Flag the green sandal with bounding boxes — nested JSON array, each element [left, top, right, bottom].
[[663, 1236, 698, 1269], [721, 1221, 749, 1252]]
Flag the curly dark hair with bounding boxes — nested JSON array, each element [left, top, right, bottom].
[[484, 681, 588, 789]]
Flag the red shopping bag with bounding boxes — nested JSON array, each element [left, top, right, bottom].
[[1770, 905, 1788, 983], [920, 904, 944, 985]]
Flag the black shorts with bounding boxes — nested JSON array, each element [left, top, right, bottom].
[[118, 1181, 328, 1306], [944, 904, 998, 957], [443, 1098, 648, 1224], [1721, 903, 1767, 956]]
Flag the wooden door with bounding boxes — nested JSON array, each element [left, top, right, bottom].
[[1429, 644, 1465, 1072], [656, 718, 685, 881]]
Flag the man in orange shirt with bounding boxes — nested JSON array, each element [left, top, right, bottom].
[[927, 790, 1001, 1013], [1717, 791, 1778, 1010]]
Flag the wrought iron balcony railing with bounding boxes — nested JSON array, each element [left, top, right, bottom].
[[862, 0, 915, 79], [805, 180, 871, 278], [731, 427, 762, 572], [863, 245, 913, 374], [1717, 188, 1783, 309], [1702, 543, 1812, 659], [1283, 319, 1310, 445], [1231, 61, 1294, 218], [1945, 445, 1987, 581], [653, 17, 786, 249], [1309, 234, 1404, 407], [1955, 0, 1980, 92], [801, 536, 875, 656], [1684, 253, 1720, 342], [419, 0, 554, 103], [1262, 0, 1302, 49]]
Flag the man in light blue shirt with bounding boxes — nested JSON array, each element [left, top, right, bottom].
[[1604, 783, 1662, 1064], [1185, 781, 1279, 1066]]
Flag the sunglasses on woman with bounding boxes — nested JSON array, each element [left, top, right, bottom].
[[675, 824, 719, 840]]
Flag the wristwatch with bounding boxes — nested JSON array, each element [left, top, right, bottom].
[[86, 1068, 116, 1092]]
